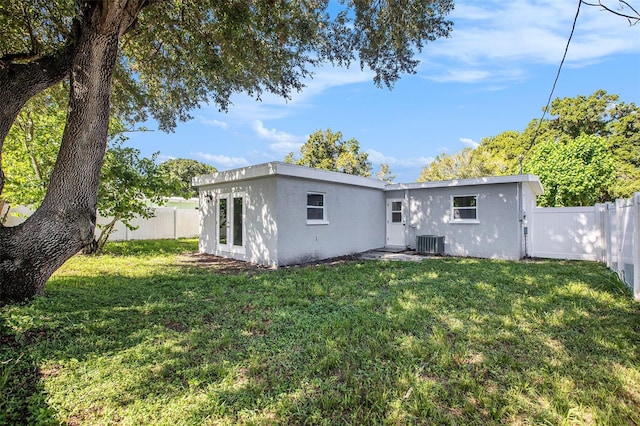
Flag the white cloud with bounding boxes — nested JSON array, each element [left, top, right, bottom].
[[199, 116, 229, 130], [460, 137, 479, 148], [200, 64, 375, 125], [252, 120, 301, 143], [422, 0, 640, 83], [269, 141, 304, 155], [367, 149, 433, 168], [366, 149, 394, 164], [251, 120, 306, 154], [428, 69, 491, 83], [192, 152, 250, 169]]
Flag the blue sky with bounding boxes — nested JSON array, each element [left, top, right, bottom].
[[126, 0, 640, 183]]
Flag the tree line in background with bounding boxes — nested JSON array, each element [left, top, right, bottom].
[[0, 81, 216, 253], [284, 90, 638, 205], [418, 90, 639, 207], [5, 88, 635, 241], [285, 128, 396, 183]]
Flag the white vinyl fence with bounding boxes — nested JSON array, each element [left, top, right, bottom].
[[96, 207, 199, 241], [530, 193, 640, 300], [3, 206, 199, 241]]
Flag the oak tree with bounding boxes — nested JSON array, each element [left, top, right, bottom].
[[0, 0, 454, 302]]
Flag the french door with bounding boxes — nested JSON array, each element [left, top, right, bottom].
[[217, 192, 245, 253]]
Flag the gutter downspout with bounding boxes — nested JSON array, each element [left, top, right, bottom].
[[518, 182, 528, 258], [404, 189, 409, 249]]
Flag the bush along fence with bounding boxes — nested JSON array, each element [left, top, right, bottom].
[[3, 206, 200, 242], [530, 193, 640, 300]]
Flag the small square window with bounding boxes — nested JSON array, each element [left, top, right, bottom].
[[307, 193, 327, 224], [452, 195, 478, 222]]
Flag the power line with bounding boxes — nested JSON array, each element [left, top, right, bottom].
[[524, 0, 583, 156]]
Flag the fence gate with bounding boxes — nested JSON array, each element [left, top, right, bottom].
[[529, 193, 639, 300]]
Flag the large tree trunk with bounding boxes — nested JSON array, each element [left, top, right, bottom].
[[0, 1, 144, 303]]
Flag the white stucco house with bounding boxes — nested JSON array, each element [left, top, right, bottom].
[[192, 162, 544, 267]]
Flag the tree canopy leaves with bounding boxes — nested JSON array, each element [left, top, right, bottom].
[[1, 0, 454, 132], [417, 90, 639, 206], [158, 158, 217, 199], [417, 148, 500, 182], [376, 163, 396, 183], [286, 129, 372, 177], [524, 134, 615, 206]]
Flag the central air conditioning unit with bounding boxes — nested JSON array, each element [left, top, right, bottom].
[[416, 235, 445, 255]]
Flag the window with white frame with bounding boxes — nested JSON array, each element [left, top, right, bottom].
[[307, 192, 327, 224], [452, 195, 478, 222]]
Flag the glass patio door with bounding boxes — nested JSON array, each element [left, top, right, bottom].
[[217, 192, 245, 253]]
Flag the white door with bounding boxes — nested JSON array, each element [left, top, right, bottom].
[[386, 199, 405, 247], [217, 192, 245, 254]]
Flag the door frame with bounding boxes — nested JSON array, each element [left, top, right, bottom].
[[217, 192, 246, 254], [386, 198, 405, 247]]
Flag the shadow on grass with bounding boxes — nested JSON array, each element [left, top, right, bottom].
[[1, 315, 59, 425], [2, 257, 639, 424]]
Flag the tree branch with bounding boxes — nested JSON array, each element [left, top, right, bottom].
[[0, 42, 75, 197], [581, 0, 640, 25]]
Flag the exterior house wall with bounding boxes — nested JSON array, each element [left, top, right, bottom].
[[399, 183, 523, 260], [194, 163, 543, 266], [198, 176, 279, 266], [275, 176, 386, 265], [196, 171, 386, 267]]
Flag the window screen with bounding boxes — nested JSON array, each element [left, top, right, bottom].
[[307, 193, 325, 221], [452, 195, 477, 221]]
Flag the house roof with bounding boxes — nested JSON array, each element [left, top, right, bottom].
[[192, 161, 544, 195], [386, 175, 544, 195], [192, 161, 388, 190]]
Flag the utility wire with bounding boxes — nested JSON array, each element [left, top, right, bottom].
[[524, 0, 583, 156]]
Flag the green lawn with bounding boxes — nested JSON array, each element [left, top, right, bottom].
[[1, 239, 639, 425]]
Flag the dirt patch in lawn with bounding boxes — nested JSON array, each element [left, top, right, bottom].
[[177, 252, 361, 274], [177, 253, 271, 274]]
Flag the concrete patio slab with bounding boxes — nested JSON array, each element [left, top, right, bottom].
[[359, 249, 430, 262]]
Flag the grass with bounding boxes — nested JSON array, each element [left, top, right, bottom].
[[1, 239, 639, 425]]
